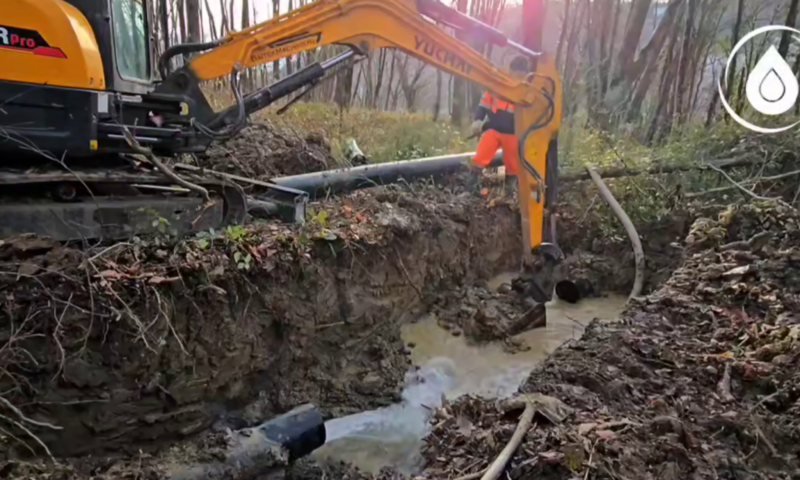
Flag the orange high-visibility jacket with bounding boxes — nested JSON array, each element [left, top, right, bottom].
[[474, 91, 516, 135]]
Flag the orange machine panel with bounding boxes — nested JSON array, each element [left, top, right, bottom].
[[2, 0, 105, 89]]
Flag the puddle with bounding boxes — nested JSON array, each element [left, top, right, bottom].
[[313, 275, 627, 475]]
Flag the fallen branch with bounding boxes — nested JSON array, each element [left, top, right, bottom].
[[706, 163, 780, 202], [479, 401, 536, 480], [559, 156, 760, 183], [686, 169, 800, 198], [718, 363, 735, 403], [587, 166, 645, 299], [120, 126, 211, 202]]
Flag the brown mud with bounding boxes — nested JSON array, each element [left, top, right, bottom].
[[416, 200, 800, 480], [200, 122, 335, 178], [0, 179, 525, 465]]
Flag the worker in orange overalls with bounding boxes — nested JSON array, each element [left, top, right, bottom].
[[466, 56, 530, 192]]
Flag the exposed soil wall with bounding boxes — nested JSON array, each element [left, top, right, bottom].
[[417, 200, 800, 480], [0, 185, 522, 460], [554, 181, 693, 296]]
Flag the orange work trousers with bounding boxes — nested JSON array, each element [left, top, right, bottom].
[[472, 129, 519, 177]]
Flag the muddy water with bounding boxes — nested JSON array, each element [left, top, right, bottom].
[[313, 275, 627, 475]]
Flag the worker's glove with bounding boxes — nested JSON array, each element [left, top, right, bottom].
[[470, 119, 486, 136]]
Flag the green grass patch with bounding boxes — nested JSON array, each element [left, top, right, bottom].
[[256, 102, 475, 164]]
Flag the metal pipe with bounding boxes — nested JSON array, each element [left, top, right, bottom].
[[269, 150, 505, 200]]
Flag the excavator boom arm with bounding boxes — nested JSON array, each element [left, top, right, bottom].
[[185, 0, 538, 107]]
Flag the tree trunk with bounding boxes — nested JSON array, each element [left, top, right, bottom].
[[646, 10, 682, 144], [241, 0, 251, 89], [597, 0, 614, 101], [178, 0, 188, 48], [614, 0, 653, 84], [384, 51, 397, 111], [555, 0, 572, 69], [675, 0, 696, 124], [724, 0, 745, 123], [335, 64, 354, 109], [272, 0, 281, 80], [433, 69, 443, 122], [705, 67, 720, 127], [780, 0, 800, 58], [286, 0, 295, 75], [372, 50, 388, 109], [606, 0, 622, 88], [625, 0, 685, 86], [450, 0, 469, 126], [186, 0, 201, 44], [159, 0, 170, 52]]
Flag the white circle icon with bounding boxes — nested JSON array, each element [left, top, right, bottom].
[[718, 25, 800, 133]]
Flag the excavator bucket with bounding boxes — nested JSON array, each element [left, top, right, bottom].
[[510, 51, 565, 316]]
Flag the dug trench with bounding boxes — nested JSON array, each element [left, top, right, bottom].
[[0, 123, 699, 478], [0, 183, 525, 456], [0, 182, 694, 479]]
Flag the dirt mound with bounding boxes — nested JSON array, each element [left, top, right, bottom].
[[200, 122, 334, 178], [0, 181, 524, 466], [416, 200, 800, 479], [426, 283, 546, 352]]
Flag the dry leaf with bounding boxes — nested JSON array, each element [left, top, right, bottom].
[[596, 430, 617, 441], [578, 422, 597, 435]]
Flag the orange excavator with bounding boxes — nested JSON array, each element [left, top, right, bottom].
[[1, 0, 562, 300]]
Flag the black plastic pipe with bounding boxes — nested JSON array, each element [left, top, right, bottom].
[[167, 403, 325, 480], [269, 150, 505, 200]]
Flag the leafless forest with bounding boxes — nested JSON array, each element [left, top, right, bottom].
[[153, 0, 800, 143]]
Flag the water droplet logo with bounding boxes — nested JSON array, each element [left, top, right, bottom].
[[746, 46, 798, 115], [718, 25, 800, 133]]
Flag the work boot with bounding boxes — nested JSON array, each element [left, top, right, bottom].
[[462, 161, 484, 194], [504, 175, 518, 195]]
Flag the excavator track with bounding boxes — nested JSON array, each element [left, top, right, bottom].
[[0, 163, 249, 242]]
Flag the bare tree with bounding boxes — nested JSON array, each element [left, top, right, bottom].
[[675, 0, 696, 124], [186, 0, 201, 43], [646, 6, 684, 144], [272, 0, 281, 80], [287, 0, 295, 75], [780, 0, 800, 57], [397, 54, 429, 112], [372, 50, 389, 109], [159, 0, 170, 55], [433, 69, 443, 121], [450, 0, 469, 126], [724, 0, 746, 122], [614, 0, 654, 84], [555, 0, 573, 69]]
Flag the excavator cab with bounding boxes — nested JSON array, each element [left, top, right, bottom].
[[107, 0, 154, 90]]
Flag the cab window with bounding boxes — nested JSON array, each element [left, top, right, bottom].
[[112, 0, 149, 81]]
